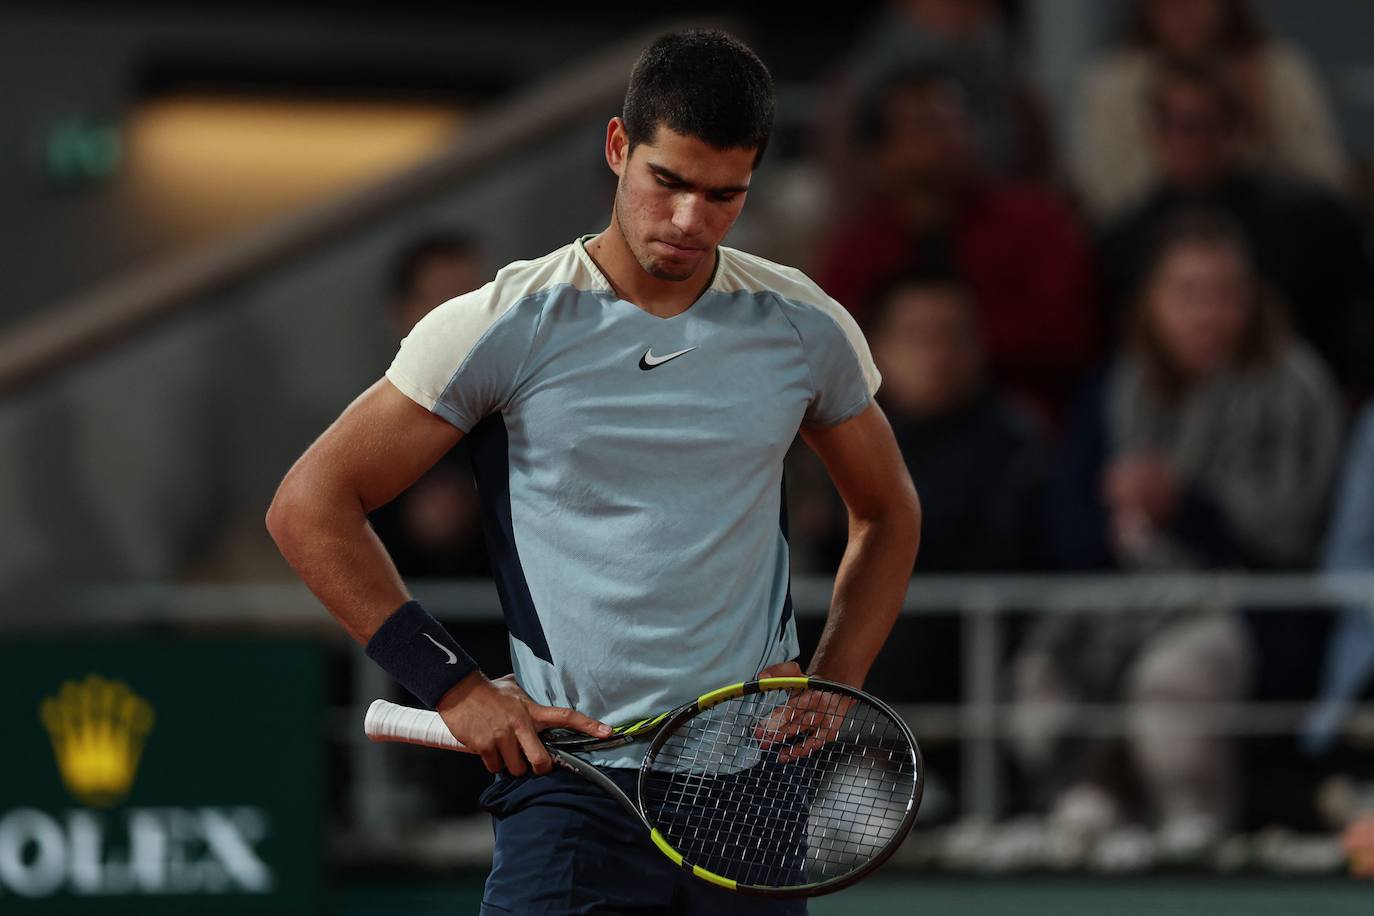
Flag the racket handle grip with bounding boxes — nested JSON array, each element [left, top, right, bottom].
[[365, 698, 471, 752]]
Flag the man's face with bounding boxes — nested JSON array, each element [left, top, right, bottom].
[[1150, 80, 1238, 192], [609, 119, 754, 282]]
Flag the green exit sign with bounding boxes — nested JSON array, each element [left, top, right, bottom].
[[45, 117, 122, 184]]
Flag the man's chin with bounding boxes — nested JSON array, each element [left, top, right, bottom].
[[644, 260, 695, 281]]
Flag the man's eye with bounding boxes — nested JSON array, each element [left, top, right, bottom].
[[712, 194, 738, 204]]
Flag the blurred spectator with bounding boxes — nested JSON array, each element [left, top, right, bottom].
[[386, 232, 488, 343], [1015, 210, 1342, 847], [868, 268, 1043, 572], [813, 65, 1096, 422], [1056, 209, 1341, 572], [1099, 58, 1374, 393], [1071, 0, 1350, 222], [1302, 403, 1374, 756], [367, 231, 489, 580], [814, 0, 1050, 220], [786, 267, 1044, 576]]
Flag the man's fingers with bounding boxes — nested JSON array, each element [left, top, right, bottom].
[[756, 691, 854, 752], [754, 703, 802, 747], [531, 704, 613, 738], [478, 747, 503, 774], [515, 725, 554, 776], [778, 734, 828, 764], [766, 721, 829, 758], [754, 691, 826, 741], [758, 661, 803, 680], [497, 732, 527, 777]]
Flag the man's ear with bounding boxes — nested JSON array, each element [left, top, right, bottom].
[[606, 117, 630, 177]]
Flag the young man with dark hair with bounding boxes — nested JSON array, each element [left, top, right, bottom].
[[267, 28, 919, 915]]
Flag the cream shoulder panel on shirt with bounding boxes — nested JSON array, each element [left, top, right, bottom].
[[715, 244, 882, 397], [384, 240, 602, 412]]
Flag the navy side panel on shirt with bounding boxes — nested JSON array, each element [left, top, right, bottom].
[[468, 412, 553, 663]]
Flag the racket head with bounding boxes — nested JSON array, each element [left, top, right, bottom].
[[636, 676, 922, 898]]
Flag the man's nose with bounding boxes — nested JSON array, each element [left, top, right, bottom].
[[671, 194, 706, 236]]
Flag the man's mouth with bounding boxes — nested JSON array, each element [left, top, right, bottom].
[[655, 240, 701, 256]]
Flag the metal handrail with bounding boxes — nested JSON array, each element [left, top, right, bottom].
[[0, 16, 732, 397], [12, 571, 1371, 823]]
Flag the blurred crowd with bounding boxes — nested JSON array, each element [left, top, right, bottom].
[[369, 0, 1374, 855]]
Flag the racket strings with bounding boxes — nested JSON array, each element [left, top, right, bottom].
[[641, 688, 918, 890]]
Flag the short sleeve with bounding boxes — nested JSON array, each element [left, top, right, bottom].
[[776, 287, 882, 427], [384, 282, 538, 432]]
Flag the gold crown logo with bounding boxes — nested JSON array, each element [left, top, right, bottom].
[[40, 675, 154, 808]]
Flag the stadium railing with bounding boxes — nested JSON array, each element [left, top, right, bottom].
[[9, 571, 1374, 833]]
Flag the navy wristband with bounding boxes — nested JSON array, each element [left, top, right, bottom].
[[364, 600, 481, 709]]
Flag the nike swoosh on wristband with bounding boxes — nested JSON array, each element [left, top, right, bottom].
[[638, 346, 696, 370], [422, 633, 457, 665]]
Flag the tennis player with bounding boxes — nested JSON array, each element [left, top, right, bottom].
[[267, 28, 921, 915]]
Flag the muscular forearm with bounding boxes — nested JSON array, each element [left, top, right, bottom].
[[808, 506, 920, 687], [266, 482, 410, 645]]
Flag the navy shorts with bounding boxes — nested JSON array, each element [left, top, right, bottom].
[[478, 765, 808, 915]]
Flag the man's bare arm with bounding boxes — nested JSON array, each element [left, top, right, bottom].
[[265, 377, 462, 643], [265, 378, 609, 775], [800, 400, 921, 687]]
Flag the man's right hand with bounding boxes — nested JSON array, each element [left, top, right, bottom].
[[435, 672, 612, 776]]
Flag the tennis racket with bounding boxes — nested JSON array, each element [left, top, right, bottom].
[[365, 675, 922, 898]]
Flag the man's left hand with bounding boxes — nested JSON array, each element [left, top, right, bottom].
[[757, 661, 804, 680]]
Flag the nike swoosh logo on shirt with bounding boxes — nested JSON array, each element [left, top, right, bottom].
[[422, 633, 457, 665], [638, 346, 696, 370]]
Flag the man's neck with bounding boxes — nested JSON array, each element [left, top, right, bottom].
[[584, 224, 717, 319]]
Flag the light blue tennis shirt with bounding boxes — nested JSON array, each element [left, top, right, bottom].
[[385, 234, 880, 766]]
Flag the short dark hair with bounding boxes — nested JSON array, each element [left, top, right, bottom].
[[853, 64, 968, 149], [863, 261, 975, 339], [387, 231, 480, 302], [622, 28, 775, 170]]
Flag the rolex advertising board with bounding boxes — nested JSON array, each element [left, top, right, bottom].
[[0, 639, 323, 913]]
